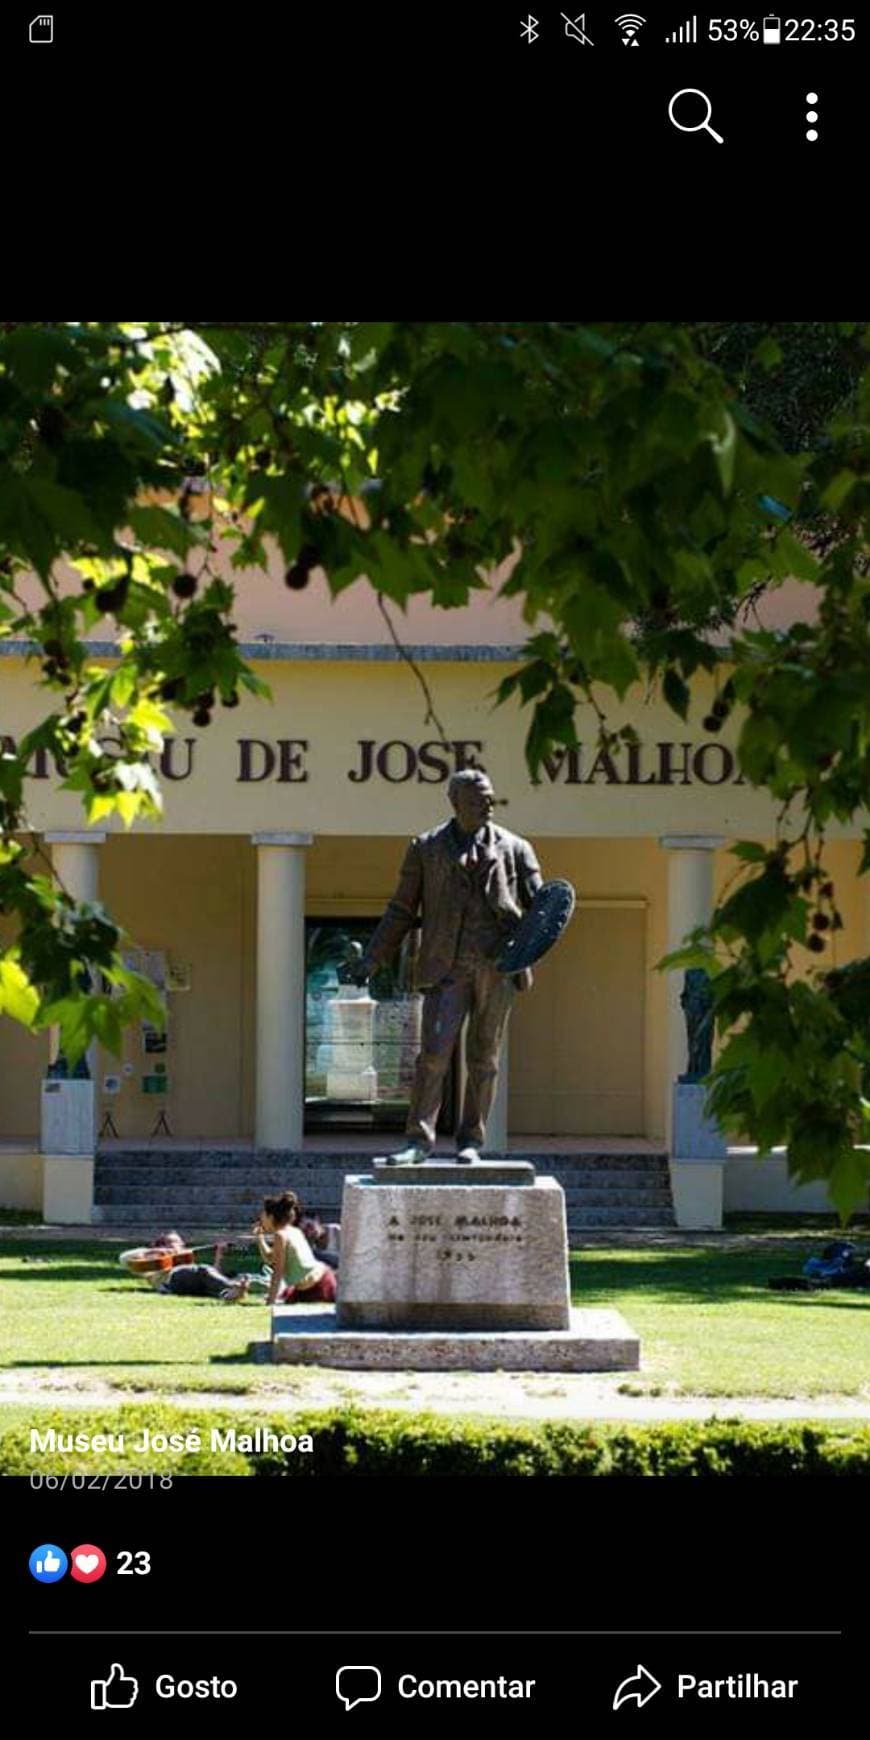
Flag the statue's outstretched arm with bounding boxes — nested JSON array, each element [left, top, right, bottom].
[[363, 838, 424, 971]]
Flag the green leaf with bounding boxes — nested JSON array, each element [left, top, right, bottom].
[[92, 399, 171, 452], [0, 956, 40, 1027], [737, 714, 782, 784], [128, 504, 201, 558], [708, 413, 737, 494], [656, 944, 716, 974], [730, 842, 768, 863], [1, 326, 79, 390], [0, 476, 100, 576], [774, 530, 819, 584], [662, 668, 690, 721], [753, 336, 783, 371], [715, 864, 794, 944], [89, 998, 123, 1053], [110, 666, 136, 708], [38, 995, 89, 1065], [819, 470, 857, 512], [115, 791, 141, 827]]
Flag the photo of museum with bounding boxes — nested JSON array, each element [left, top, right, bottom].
[[1, 558, 866, 1231]]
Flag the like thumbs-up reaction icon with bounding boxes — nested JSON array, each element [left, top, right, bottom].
[[91, 1664, 139, 1711], [29, 1543, 68, 1583]]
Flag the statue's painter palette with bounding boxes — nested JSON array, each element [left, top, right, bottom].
[[497, 879, 576, 973]]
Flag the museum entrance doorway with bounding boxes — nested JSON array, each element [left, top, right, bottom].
[[304, 915, 457, 1134]]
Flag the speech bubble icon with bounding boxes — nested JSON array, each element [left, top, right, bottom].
[[336, 1665, 382, 1712]]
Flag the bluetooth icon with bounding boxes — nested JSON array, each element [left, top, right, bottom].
[[521, 14, 539, 41]]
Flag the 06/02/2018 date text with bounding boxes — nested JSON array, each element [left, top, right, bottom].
[[28, 1474, 174, 1490]]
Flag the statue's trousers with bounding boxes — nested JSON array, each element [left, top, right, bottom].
[[406, 965, 514, 1151]]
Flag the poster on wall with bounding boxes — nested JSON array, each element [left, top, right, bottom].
[[141, 950, 167, 990], [99, 949, 174, 1135], [121, 948, 168, 988]]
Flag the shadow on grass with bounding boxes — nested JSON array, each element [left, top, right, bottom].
[[1, 1264, 122, 1283], [1, 1241, 126, 1255], [10, 1349, 259, 1368], [725, 1213, 870, 1232], [98, 1287, 258, 1299]]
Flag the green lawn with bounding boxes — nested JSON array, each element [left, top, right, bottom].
[[0, 1237, 868, 1402], [571, 1247, 870, 1397]]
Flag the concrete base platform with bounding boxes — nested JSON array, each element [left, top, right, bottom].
[[270, 1305, 640, 1371]]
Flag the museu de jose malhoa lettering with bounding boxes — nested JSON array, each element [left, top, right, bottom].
[[234, 736, 744, 786], [2, 733, 744, 788], [237, 737, 744, 785]]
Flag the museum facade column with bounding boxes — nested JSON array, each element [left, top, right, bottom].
[[45, 830, 107, 1078], [252, 833, 313, 1150], [660, 835, 726, 1228], [42, 831, 107, 1219], [660, 836, 724, 1089]]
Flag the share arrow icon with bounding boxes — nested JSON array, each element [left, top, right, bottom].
[[612, 1664, 662, 1711]]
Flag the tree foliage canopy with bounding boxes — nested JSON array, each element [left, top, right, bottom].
[[1, 321, 869, 1211]]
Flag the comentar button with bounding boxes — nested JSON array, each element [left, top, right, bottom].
[[397, 1675, 536, 1700]]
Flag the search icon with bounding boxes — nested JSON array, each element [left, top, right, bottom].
[[668, 89, 725, 143]]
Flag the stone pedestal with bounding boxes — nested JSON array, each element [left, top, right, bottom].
[[43, 1155, 95, 1224], [671, 1083, 725, 1230], [271, 1306, 640, 1372], [669, 1160, 724, 1230], [270, 1164, 642, 1372], [672, 1082, 727, 1159], [41, 1077, 96, 1155], [337, 1173, 570, 1330]]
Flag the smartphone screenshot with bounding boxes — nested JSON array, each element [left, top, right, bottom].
[[2, 5, 867, 1727]]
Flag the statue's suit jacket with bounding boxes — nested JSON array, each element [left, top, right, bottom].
[[366, 820, 542, 990]]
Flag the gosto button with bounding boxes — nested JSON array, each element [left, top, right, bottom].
[[156, 1677, 238, 1700]]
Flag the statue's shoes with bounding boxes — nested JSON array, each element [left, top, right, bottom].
[[384, 1146, 430, 1166], [456, 1147, 481, 1164]]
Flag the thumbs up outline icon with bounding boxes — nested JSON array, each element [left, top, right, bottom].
[[91, 1664, 139, 1711]]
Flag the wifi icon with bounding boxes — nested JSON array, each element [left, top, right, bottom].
[[616, 12, 646, 44]]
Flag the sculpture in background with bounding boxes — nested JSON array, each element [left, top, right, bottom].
[[679, 968, 715, 1081]]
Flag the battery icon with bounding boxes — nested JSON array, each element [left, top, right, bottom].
[[762, 15, 781, 41]]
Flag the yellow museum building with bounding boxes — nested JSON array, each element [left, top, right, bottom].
[[0, 556, 866, 1230]]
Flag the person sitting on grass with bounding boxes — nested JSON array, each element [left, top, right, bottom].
[[254, 1192, 338, 1307], [299, 1210, 340, 1271], [139, 1231, 250, 1303]]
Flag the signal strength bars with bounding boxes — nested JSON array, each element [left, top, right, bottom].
[[667, 14, 697, 41]]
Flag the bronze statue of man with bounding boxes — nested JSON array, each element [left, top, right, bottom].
[[350, 769, 542, 1163]]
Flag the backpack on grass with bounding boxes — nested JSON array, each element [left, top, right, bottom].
[[768, 1240, 870, 1292]]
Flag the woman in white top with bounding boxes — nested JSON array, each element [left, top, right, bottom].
[[254, 1192, 338, 1307]]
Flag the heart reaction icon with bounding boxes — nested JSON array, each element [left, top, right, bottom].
[[70, 1543, 107, 1584]]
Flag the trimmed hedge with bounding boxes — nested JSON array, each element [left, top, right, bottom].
[[4, 1404, 870, 1476]]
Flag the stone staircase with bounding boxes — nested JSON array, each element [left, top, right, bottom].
[[93, 1149, 675, 1237]]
